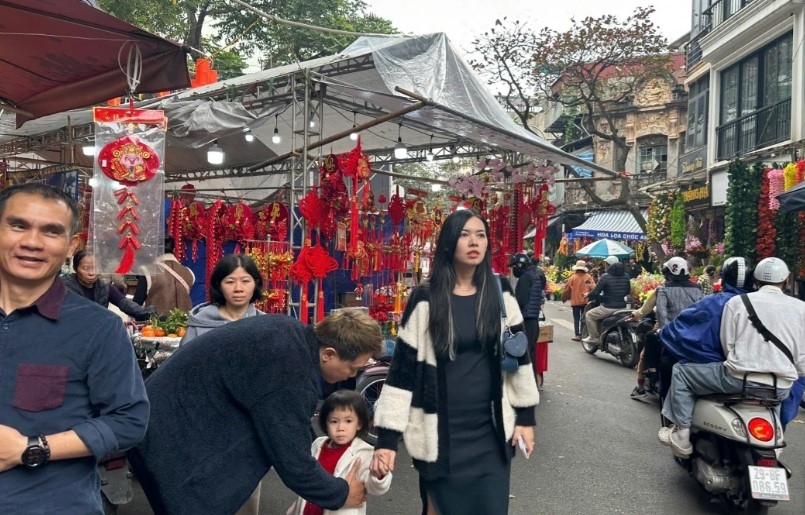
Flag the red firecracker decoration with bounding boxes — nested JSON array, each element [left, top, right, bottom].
[[184, 201, 207, 261]]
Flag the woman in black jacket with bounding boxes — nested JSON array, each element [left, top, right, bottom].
[[62, 249, 155, 321]]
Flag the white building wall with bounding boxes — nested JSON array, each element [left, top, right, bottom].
[[701, 0, 802, 168]]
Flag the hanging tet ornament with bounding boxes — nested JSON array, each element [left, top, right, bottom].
[[98, 135, 159, 273]]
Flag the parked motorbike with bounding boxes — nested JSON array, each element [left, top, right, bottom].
[[579, 301, 640, 368], [669, 378, 790, 513], [98, 452, 132, 514], [98, 325, 166, 514]]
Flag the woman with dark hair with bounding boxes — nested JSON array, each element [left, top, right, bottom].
[[180, 253, 264, 346], [371, 209, 539, 515], [61, 249, 155, 321]]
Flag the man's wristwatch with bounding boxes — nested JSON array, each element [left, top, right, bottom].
[[21, 434, 51, 468]]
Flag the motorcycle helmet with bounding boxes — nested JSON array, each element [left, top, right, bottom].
[[662, 256, 689, 277], [720, 257, 752, 290], [508, 253, 530, 268], [753, 257, 790, 284], [604, 256, 619, 266]]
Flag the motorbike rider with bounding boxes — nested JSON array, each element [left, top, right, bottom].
[[582, 256, 631, 346], [630, 257, 702, 399], [660, 257, 805, 458], [508, 253, 546, 387], [658, 257, 805, 431]]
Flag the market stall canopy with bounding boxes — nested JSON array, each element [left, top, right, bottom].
[[570, 210, 646, 241], [0, 0, 190, 126], [575, 238, 635, 259], [777, 181, 805, 212], [0, 33, 615, 200]]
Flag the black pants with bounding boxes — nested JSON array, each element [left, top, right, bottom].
[[523, 317, 540, 373], [643, 331, 662, 370], [571, 305, 585, 336]]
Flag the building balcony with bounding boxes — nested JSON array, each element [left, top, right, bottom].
[[716, 98, 791, 161]]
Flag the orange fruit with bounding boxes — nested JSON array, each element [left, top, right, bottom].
[[177, 327, 187, 337], [154, 328, 166, 337], [141, 328, 155, 337]]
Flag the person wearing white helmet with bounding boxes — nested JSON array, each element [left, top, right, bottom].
[[661, 257, 805, 458], [630, 257, 702, 399]]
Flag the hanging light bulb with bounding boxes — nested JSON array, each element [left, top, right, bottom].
[[452, 155, 460, 164], [244, 128, 255, 142], [349, 111, 358, 141], [309, 107, 316, 128], [425, 134, 434, 162], [82, 142, 95, 156], [207, 140, 224, 165], [272, 114, 281, 145], [393, 122, 407, 160]]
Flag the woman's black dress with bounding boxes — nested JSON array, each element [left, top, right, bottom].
[[422, 292, 511, 515]]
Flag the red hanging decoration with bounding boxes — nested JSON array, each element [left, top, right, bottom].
[[97, 136, 159, 273]]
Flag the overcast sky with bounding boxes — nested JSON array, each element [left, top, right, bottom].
[[364, 0, 691, 53]]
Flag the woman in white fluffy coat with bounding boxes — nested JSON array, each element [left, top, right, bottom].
[[370, 210, 540, 515]]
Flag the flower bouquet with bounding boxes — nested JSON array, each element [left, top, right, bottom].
[[631, 273, 665, 305]]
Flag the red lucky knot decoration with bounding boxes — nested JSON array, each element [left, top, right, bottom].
[[97, 135, 159, 273]]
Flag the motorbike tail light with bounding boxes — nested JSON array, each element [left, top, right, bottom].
[[756, 457, 777, 467], [748, 418, 774, 442]]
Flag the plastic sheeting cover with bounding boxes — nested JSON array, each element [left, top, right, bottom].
[[345, 33, 557, 151]]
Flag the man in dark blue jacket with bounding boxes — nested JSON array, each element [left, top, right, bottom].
[[583, 256, 631, 345], [509, 253, 545, 386], [127, 309, 382, 515]]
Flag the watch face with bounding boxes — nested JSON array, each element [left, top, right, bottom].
[[23, 447, 48, 467]]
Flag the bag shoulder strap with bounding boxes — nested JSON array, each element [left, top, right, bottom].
[[156, 261, 191, 294], [494, 274, 507, 320], [739, 294, 795, 365]]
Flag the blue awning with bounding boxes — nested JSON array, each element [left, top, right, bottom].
[[569, 211, 645, 241]]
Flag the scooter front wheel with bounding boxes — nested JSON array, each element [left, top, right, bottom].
[[617, 330, 639, 368], [579, 325, 598, 354]]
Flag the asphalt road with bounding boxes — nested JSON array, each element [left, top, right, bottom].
[[121, 300, 805, 514]]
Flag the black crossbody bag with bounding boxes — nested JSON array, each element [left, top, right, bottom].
[[495, 274, 528, 372], [738, 294, 795, 365]]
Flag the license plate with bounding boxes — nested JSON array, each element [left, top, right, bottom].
[[748, 465, 789, 501]]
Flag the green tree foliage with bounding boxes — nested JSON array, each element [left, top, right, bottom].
[[724, 160, 762, 262], [99, 0, 396, 69]]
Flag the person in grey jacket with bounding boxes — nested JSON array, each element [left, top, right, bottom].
[[582, 256, 631, 344], [61, 249, 155, 321], [179, 253, 264, 347], [631, 257, 702, 398]]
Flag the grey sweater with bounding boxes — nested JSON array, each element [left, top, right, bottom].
[[128, 315, 348, 514]]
